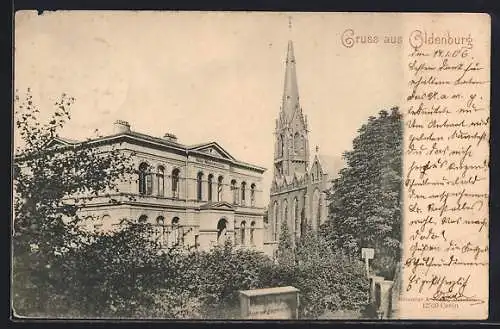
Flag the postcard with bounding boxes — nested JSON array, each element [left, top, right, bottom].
[[12, 11, 490, 320]]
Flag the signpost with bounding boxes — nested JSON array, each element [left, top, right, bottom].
[[361, 247, 375, 277]]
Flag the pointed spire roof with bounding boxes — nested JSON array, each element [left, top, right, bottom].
[[281, 40, 300, 122]]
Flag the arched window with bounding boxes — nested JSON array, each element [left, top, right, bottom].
[[138, 215, 148, 223], [217, 218, 228, 244], [280, 135, 285, 157], [250, 183, 256, 207], [156, 216, 165, 247], [273, 201, 279, 241], [312, 189, 320, 230], [231, 179, 238, 204], [138, 163, 153, 195], [294, 132, 301, 154], [207, 174, 214, 202], [240, 221, 246, 245], [250, 221, 256, 245], [157, 166, 165, 197], [241, 182, 246, 205], [197, 172, 204, 201], [100, 214, 111, 231], [171, 217, 181, 246], [171, 169, 180, 198], [217, 176, 223, 201], [283, 200, 289, 227]]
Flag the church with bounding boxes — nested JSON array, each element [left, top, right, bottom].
[[264, 40, 339, 258], [49, 120, 267, 252]]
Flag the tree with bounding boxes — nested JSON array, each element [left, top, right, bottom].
[[321, 107, 402, 279], [12, 88, 135, 316], [294, 230, 368, 318], [277, 220, 294, 266]]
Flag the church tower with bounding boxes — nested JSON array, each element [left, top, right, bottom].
[[273, 40, 310, 179]]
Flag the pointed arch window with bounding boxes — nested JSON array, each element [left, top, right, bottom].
[[197, 172, 204, 201], [217, 176, 223, 202], [273, 201, 279, 241], [157, 166, 165, 197], [283, 200, 289, 227], [294, 198, 300, 239], [293, 132, 301, 154], [138, 163, 153, 195], [207, 174, 214, 202], [171, 169, 180, 198], [312, 189, 320, 230], [280, 135, 285, 157]]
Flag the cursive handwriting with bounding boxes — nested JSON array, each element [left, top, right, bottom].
[[403, 25, 489, 314]]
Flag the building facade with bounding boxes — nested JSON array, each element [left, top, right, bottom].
[[52, 120, 267, 252], [264, 40, 334, 258]]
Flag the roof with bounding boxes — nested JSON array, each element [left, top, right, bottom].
[[199, 201, 235, 211], [311, 153, 344, 179], [239, 286, 299, 297], [51, 128, 267, 173]]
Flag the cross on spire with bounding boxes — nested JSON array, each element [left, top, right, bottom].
[[288, 16, 292, 32]]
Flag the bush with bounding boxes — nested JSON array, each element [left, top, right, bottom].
[[294, 231, 369, 318]]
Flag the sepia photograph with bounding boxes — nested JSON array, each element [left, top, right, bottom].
[[12, 11, 489, 320]]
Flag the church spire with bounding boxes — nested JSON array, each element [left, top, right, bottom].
[[282, 40, 300, 122]]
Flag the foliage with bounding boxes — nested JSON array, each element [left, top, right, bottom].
[[277, 220, 294, 266], [12, 88, 372, 319], [195, 241, 273, 318], [294, 230, 369, 318], [12, 88, 135, 317], [321, 107, 402, 279]]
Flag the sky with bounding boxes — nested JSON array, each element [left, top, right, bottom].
[[14, 11, 403, 203]]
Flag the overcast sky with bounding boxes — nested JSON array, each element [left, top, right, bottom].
[[14, 11, 403, 203]]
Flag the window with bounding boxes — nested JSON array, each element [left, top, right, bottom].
[[241, 182, 246, 205], [157, 166, 165, 197], [283, 200, 288, 227], [231, 179, 238, 204], [217, 176, 223, 201], [197, 172, 204, 201], [294, 132, 301, 154], [138, 215, 148, 223], [294, 198, 300, 239], [207, 174, 213, 201], [194, 235, 199, 250], [312, 189, 320, 230], [240, 221, 246, 245], [171, 169, 180, 198], [273, 201, 279, 241], [250, 221, 256, 245], [156, 216, 165, 247], [250, 184, 256, 206], [279, 135, 285, 157], [138, 163, 152, 195], [171, 217, 181, 246], [217, 218, 227, 244]]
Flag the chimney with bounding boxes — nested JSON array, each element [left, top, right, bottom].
[[113, 120, 131, 134], [163, 133, 178, 143]]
